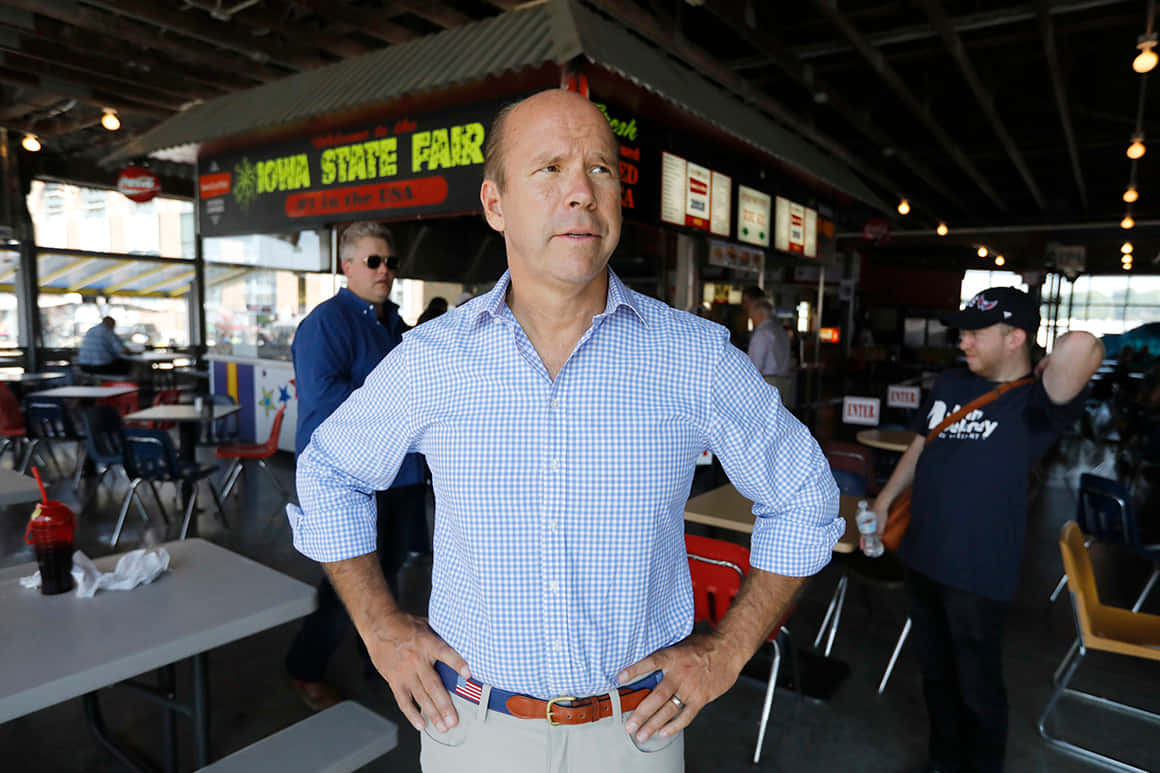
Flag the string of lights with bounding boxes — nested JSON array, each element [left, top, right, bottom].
[[1121, 0, 1155, 270]]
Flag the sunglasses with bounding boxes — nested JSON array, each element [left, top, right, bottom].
[[361, 254, 399, 271]]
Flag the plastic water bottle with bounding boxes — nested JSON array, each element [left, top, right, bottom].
[[855, 500, 884, 557]]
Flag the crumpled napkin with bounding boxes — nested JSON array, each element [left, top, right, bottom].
[[20, 548, 171, 598]]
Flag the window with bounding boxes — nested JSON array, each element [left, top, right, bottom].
[[27, 180, 194, 259], [206, 268, 336, 361]]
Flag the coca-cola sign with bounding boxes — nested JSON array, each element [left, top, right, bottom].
[[117, 165, 161, 203]]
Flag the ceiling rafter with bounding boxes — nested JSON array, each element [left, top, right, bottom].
[[0, 32, 220, 103], [0, 67, 172, 118], [916, 0, 1045, 211], [2, 0, 290, 84], [703, 0, 968, 216], [0, 51, 186, 112], [1034, 0, 1088, 210], [806, 0, 1009, 213], [79, 0, 324, 72], [289, 0, 420, 45], [585, 0, 906, 206]]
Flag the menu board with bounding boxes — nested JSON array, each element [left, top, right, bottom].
[[710, 172, 731, 237], [661, 152, 686, 226], [708, 238, 762, 274], [660, 151, 731, 235], [685, 162, 711, 228], [774, 196, 818, 257], [737, 186, 771, 247]]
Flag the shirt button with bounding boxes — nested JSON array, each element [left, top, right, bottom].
[[552, 639, 563, 651], [550, 398, 560, 410], [548, 580, 559, 592], [549, 458, 559, 471], [549, 519, 559, 531]]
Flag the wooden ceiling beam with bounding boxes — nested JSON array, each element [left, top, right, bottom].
[[0, 31, 218, 103], [1034, 0, 1088, 211], [78, 0, 323, 72], [2, 0, 290, 84], [0, 13, 254, 93], [915, 0, 1046, 211], [0, 67, 172, 118], [289, 1, 420, 45], [807, 0, 1009, 213], [0, 51, 185, 112], [226, 4, 373, 60], [389, 1, 473, 29], [703, 0, 968, 216], [584, 0, 901, 210]]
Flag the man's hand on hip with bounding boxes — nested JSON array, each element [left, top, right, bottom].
[[365, 610, 471, 733], [616, 630, 747, 743]]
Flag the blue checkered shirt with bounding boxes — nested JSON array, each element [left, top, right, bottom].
[[290, 269, 841, 699]]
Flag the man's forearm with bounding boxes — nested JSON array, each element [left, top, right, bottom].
[[873, 436, 925, 511], [323, 553, 400, 638], [714, 568, 803, 666]]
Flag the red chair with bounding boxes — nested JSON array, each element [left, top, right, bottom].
[[0, 382, 28, 467], [822, 440, 879, 495], [139, 388, 183, 430], [215, 404, 291, 504], [685, 534, 796, 764], [98, 381, 140, 417]]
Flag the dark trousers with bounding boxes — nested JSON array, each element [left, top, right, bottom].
[[285, 484, 429, 683], [905, 568, 1010, 773]]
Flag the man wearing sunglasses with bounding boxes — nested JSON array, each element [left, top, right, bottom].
[[285, 220, 428, 711]]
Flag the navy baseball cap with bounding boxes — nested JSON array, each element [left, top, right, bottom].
[[941, 287, 1040, 335]]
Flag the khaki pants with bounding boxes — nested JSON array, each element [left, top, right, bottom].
[[421, 688, 684, 773]]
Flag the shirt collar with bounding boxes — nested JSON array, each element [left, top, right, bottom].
[[473, 268, 647, 328]]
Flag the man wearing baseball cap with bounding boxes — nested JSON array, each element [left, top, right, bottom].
[[870, 286, 1103, 773]]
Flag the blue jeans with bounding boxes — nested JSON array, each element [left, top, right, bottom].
[[905, 567, 1010, 773]]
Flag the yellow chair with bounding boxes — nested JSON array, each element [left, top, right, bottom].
[[1038, 521, 1160, 773]]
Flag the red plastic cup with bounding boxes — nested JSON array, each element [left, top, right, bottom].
[[24, 498, 76, 596]]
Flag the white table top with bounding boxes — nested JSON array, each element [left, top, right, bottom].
[[684, 484, 862, 554], [126, 352, 188, 363], [124, 404, 240, 423], [0, 372, 66, 383], [27, 386, 138, 400], [0, 538, 316, 724], [0, 468, 42, 506]]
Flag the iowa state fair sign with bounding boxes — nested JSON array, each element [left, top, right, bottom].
[[197, 100, 503, 236]]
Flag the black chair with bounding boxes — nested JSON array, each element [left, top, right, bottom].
[[204, 394, 239, 444], [1077, 473, 1159, 612], [23, 400, 83, 483], [112, 427, 225, 548], [81, 405, 128, 503]]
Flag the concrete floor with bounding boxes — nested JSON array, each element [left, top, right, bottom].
[[1, 441, 1157, 773]]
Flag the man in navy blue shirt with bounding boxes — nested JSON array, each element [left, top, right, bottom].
[[285, 220, 427, 710], [871, 287, 1102, 773]]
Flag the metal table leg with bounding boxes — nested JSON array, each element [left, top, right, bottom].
[[192, 652, 211, 768]]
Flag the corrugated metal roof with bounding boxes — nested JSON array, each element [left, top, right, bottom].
[[107, 0, 884, 210]]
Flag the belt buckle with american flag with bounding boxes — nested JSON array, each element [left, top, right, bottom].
[[454, 674, 483, 704]]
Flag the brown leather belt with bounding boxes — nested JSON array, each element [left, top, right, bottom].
[[505, 687, 653, 725]]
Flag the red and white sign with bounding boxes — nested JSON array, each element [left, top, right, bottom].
[[819, 327, 841, 344], [774, 196, 818, 257], [117, 165, 161, 203], [887, 385, 922, 409], [842, 397, 880, 426]]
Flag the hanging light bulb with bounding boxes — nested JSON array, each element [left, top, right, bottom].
[[1127, 134, 1146, 159], [1134, 35, 1158, 73], [21, 133, 40, 152], [976, 246, 988, 258], [1123, 260, 1134, 270], [936, 222, 948, 236], [1122, 253, 1133, 264], [100, 108, 120, 132], [1121, 213, 1136, 229], [1124, 186, 1139, 203], [1122, 241, 1134, 254], [995, 255, 1005, 267], [897, 198, 910, 215]]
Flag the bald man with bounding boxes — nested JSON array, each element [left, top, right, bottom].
[[290, 89, 840, 772]]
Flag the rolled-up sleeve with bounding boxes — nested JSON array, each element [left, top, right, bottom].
[[289, 343, 420, 562], [705, 341, 841, 576]]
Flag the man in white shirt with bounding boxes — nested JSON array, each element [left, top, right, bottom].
[[747, 298, 791, 377]]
